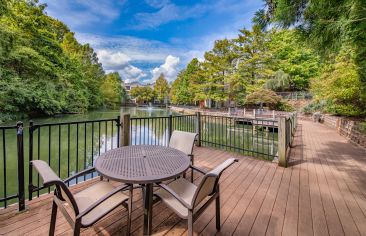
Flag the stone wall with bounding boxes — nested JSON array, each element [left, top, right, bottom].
[[322, 115, 366, 149]]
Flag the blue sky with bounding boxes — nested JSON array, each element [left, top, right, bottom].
[[41, 0, 263, 83]]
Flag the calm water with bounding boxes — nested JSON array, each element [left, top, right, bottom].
[[0, 107, 176, 207], [0, 107, 277, 207]]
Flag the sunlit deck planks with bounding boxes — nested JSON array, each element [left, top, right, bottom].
[[1, 119, 366, 235]]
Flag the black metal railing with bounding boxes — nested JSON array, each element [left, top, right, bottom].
[[0, 122, 25, 210], [130, 115, 196, 146], [28, 118, 120, 200], [0, 112, 291, 210], [200, 115, 278, 159]]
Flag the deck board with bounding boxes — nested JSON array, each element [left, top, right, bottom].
[[1, 119, 366, 235]]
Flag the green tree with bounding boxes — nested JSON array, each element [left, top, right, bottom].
[[264, 70, 290, 91], [100, 72, 123, 108], [245, 88, 282, 110], [153, 74, 169, 103], [311, 48, 363, 116], [170, 70, 192, 104], [130, 86, 155, 104], [0, 0, 107, 117], [202, 39, 236, 106], [257, 0, 366, 114], [268, 30, 321, 90]]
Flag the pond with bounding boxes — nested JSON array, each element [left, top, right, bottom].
[[0, 107, 277, 208]]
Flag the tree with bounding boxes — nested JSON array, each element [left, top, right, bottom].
[[264, 70, 291, 91], [170, 70, 192, 104], [100, 72, 123, 108], [130, 86, 155, 104], [311, 48, 363, 116], [0, 0, 109, 117], [268, 30, 321, 90], [202, 39, 237, 106], [257, 0, 366, 114], [153, 74, 169, 103], [245, 89, 282, 110]]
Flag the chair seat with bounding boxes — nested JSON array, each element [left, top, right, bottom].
[[74, 181, 129, 227], [155, 178, 197, 219]]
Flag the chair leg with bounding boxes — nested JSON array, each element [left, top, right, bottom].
[[49, 201, 58, 236], [73, 220, 81, 236], [127, 184, 133, 235], [216, 195, 221, 231], [188, 211, 193, 236]]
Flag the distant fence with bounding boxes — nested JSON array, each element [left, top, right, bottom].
[[0, 112, 297, 210], [276, 91, 312, 100]]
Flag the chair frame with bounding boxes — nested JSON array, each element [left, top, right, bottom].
[[168, 130, 198, 183], [31, 160, 133, 236], [155, 159, 238, 236]]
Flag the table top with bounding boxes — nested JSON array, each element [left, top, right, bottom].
[[95, 145, 190, 184]]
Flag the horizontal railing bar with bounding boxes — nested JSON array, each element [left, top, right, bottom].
[[201, 140, 275, 157], [0, 125, 17, 130], [130, 115, 195, 120], [0, 194, 19, 202], [32, 118, 118, 127], [201, 115, 278, 123]]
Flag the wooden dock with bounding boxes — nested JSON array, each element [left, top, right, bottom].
[[0, 120, 366, 235]]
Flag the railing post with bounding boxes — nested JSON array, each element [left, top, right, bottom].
[[116, 115, 121, 148], [28, 120, 34, 201], [167, 114, 173, 143], [16, 121, 25, 211], [195, 112, 201, 147], [120, 114, 130, 147], [278, 116, 287, 167]]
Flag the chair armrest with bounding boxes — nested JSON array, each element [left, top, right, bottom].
[[189, 165, 207, 175], [63, 167, 96, 183], [76, 184, 130, 219], [157, 183, 192, 209]]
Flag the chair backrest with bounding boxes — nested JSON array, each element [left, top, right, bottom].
[[31, 160, 80, 214], [168, 130, 197, 155], [192, 158, 238, 207]]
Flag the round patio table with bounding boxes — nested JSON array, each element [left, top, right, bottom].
[[95, 145, 190, 235]]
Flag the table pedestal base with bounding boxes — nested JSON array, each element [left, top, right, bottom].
[[143, 183, 153, 235]]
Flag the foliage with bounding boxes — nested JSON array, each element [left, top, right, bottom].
[[268, 30, 321, 90], [170, 27, 320, 107], [245, 89, 282, 109], [256, 0, 366, 115], [276, 100, 295, 112], [0, 0, 122, 117], [301, 101, 327, 114], [264, 70, 290, 91], [359, 122, 366, 134], [311, 49, 363, 116], [130, 86, 155, 104], [100, 72, 125, 108], [153, 74, 169, 102]]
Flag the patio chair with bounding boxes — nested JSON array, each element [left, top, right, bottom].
[[31, 160, 133, 236], [168, 130, 198, 182], [154, 158, 238, 236]]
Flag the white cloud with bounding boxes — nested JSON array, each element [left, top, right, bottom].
[[119, 65, 147, 83], [77, 34, 172, 62], [97, 50, 131, 70], [145, 0, 170, 9], [41, 0, 123, 29], [151, 55, 180, 82], [132, 3, 209, 30]]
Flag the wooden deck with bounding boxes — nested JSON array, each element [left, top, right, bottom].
[[1, 120, 366, 235]]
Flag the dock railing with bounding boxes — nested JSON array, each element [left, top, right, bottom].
[[0, 111, 297, 210]]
